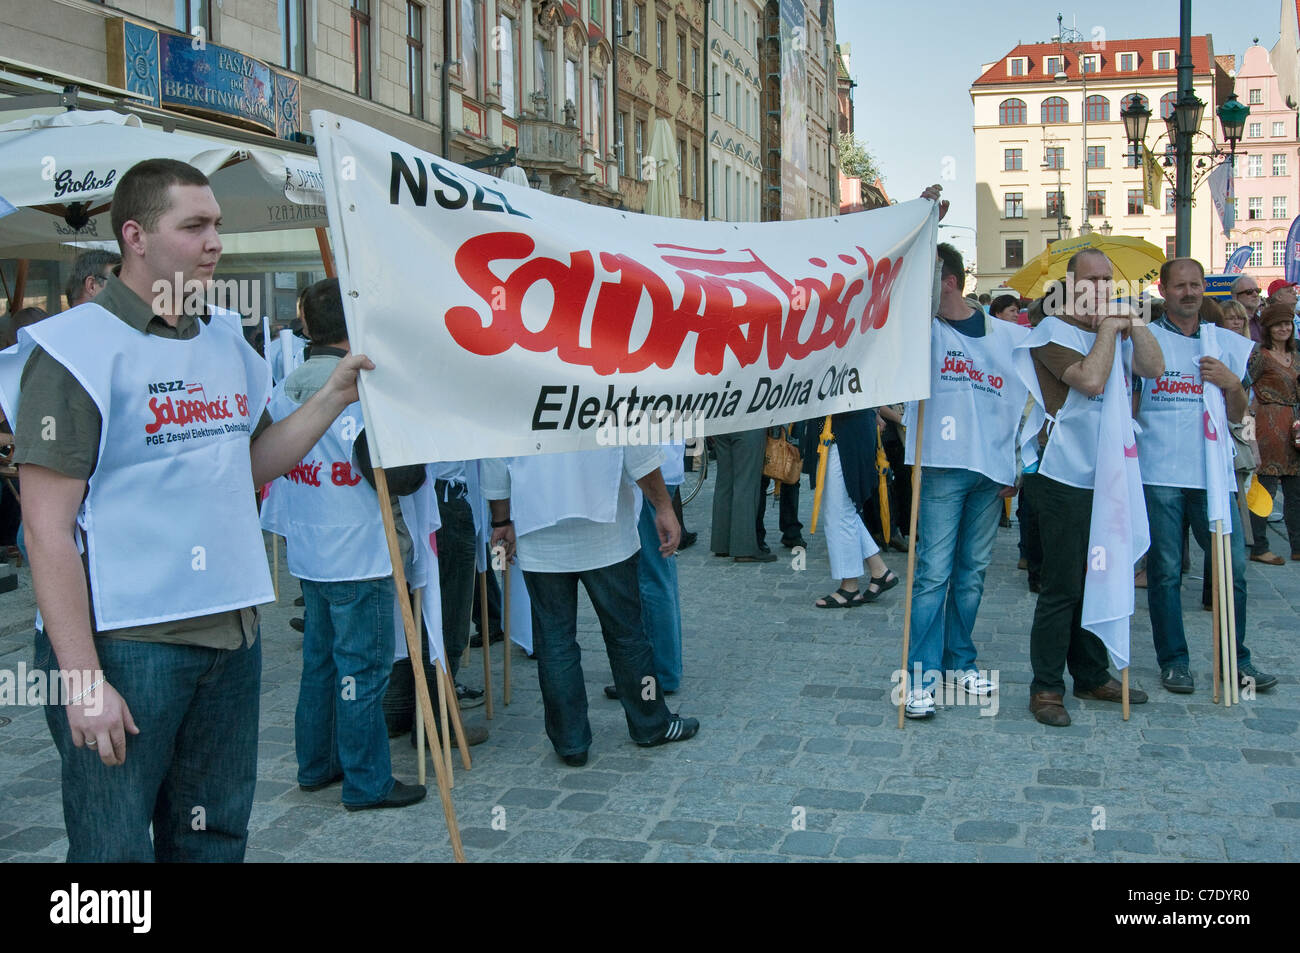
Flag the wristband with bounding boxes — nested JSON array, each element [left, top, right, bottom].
[[69, 677, 104, 705], [491, 518, 513, 528]]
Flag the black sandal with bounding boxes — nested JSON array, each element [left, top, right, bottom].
[[861, 571, 899, 601], [815, 587, 865, 608]]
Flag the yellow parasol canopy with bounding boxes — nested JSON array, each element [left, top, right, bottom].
[[1005, 233, 1166, 300]]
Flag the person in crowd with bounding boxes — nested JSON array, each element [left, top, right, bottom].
[[63, 250, 122, 310], [978, 292, 992, 315], [1, 158, 371, 860], [757, 421, 806, 551], [1136, 259, 1275, 695], [873, 405, 912, 551], [1015, 248, 1163, 727], [711, 427, 772, 562], [483, 448, 699, 765], [990, 293, 1021, 323], [1228, 275, 1263, 342], [1248, 303, 1300, 565], [261, 278, 428, 810], [902, 238, 1036, 718]]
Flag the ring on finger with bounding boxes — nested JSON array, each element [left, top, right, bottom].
[[86, 739, 98, 748]]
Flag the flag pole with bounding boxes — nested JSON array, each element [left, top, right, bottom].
[[1212, 523, 1231, 708], [1210, 530, 1222, 704], [897, 401, 926, 730], [414, 586, 426, 786], [478, 570, 494, 719], [502, 553, 512, 706], [1219, 521, 1240, 703], [1121, 667, 1130, 721], [373, 467, 464, 861]]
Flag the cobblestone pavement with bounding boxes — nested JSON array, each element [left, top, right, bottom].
[[2, 474, 1298, 863]]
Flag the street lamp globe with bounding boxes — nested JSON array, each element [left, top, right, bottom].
[[1121, 94, 1151, 150], [1174, 94, 1206, 137], [1217, 92, 1250, 149]]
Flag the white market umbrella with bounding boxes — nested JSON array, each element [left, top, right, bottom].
[[0, 110, 327, 257], [644, 118, 680, 218]]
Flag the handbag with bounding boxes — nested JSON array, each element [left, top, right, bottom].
[[763, 426, 803, 485]]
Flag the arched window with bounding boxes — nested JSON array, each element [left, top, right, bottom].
[[1121, 92, 1149, 113], [1160, 92, 1177, 119], [999, 98, 1027, 125], [1042, 96, 1069, 124], [1085, 94, 1109, 122]]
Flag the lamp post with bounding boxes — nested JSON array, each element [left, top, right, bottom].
[[1054, 14, 1089, 230]]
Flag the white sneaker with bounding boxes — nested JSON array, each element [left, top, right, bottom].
[[904, 688, 935, 719], [947, 669, 997, 697]]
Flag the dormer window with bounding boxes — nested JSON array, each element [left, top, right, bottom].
[[1008, 56, 1027, 77], [1045, 54, 1063, 76], [1155, 50, 1173, 70], [1117, 52, 1136, 71], [1081, 53, 1100, 73]]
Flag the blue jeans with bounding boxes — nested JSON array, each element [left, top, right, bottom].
[[297, 577, 397, 806], [908, 467, 1002, 681], [35, 628, 261, 862], [1144, 484, 1251, 670], [637, 499, 683, 692], [523, 554, 671, 756]]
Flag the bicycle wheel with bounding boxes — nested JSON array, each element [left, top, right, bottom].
[[680, 437, 708, 505]]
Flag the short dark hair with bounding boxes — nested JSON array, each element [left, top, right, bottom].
[[300, 278, 349, 345], [978, 293, 991, 304], [936, 243, 964, 289], [64, 249, 122, 306], [110, 158, 210, 249], [990, 294, 1019, 316], [1159, 256, 1205, 287]]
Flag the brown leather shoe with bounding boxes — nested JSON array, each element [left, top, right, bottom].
[[1073, 678, 1148, 705], [1250, 551, 1285, 566], [1029, 692, 1071, 727]]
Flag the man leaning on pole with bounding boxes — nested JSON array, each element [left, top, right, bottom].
[[1136, 258, 1277, 695]]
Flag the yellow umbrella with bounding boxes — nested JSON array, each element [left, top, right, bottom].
[[1006, 233, 1165, 300]]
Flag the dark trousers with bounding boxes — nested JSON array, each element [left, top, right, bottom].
[[1026, 474, 1113, 696], [710, 428, 766, 558], [756, 476, 803, 548], [1250, 473, 1300, 556], [523, 554, 671, 755], [1018, 482, 1042, 574], [473, 542, 504, 636]]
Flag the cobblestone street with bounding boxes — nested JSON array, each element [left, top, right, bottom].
[[2, 475, 1298, 862]]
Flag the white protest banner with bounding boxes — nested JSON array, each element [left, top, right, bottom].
[[310, 110, 937, 467]]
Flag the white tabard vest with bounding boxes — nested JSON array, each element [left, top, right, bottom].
[[260, 390, 392, 581], [16, 304, 274, 630], [508, 448, 624, 538], [1136, 323, 1255, 489], [1013, 316, 1134, 490], [903, 317, 1042, 486]]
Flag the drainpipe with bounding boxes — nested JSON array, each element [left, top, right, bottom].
[[441, 0, 452, 158]]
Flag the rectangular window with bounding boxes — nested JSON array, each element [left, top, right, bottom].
[[1248, 154, 1262, 177], [677, 33, 685, 80], [1165, 189, 1176, 214], [565, 58, 579, 118], [1045, 55, 1062, 75], [174, 0, 210, 35], [1044, 146, 1064, 170], [1088, 189, 1105, 216], [1005, 239, 1024, 269], [1081, 54, 1098, 73], [1274, 153, 1288, 176], [1127, 188, 1144, 215], [1087, 145, 1105, 169], [615, 113, 626, 175], [533, 38, 551, 112], [589, 0, 602, 25], [1009, 57, 1024, 76], [1046, 190, 1063, 217], [1118, 52, 1135, 71], [279, 0, 307, 73], [591, 76, 604, 154], [459, 0, 480, 100], [1004, 192, 1024, 218], [1004, 148, 1022, 171], [1274, 121, 1287, 137], [692, 46, 700, 90], [1125, 145, 1141, 168], [633, 4, 644, 56], [1156, 50, 1172, 70], [1249, 88, 1262, 104], [407, 3, 425, 118], [692, 146, 700, 199], [678, 139, 685, 196], [1166, 236, 1177, 259], [1250, 241, 1263, 267], [1275, 195, 1288, 218], [656, 18, 666, 69], [1275, 240, 1287, 267], [635, 119, 645, 180], [614, 1, 624, 43], [498, 14, 519, 117], [1249, 122, 1262, 138], [1249, 196, 1263, 219], [351, 0, 372, 99], [711, 160, 718, 216]]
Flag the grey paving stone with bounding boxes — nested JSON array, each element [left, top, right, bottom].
[[1272, 802, 1300, 818], [863, 793, 925, 815], [848, 740, 903, 758], [711, 825, 786, 852], [834, 836, 902, 858], [0, 826, 63, 851], [647, 820, 713, 845], [756, 733, 801, 751], [978, 845, 1040, 862], [780, 831, 837, 857], [953, 820, 1020, 843], [1024, 785, 1082, 804], [803, 737, 851, 755], [1241, 748, 1295, 765], [791, 787, 864, 811], [458, 827, 509, 849], [1037, 768, 1102, 787], [571, 838, 651, 862], [557, 792, 607, 813], [1093, 830, 1157, 854], [497, 787, 561, 808]]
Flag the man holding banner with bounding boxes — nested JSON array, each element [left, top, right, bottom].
[[1015, 249, 1163, 727], [1137, 259, 1276, 695], [901, 243, 1039, 718]]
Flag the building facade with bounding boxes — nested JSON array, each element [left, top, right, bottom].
[[706, 0, 762, 221], [1223, 43, 1300, 285], [971, 35, 1233, 295]]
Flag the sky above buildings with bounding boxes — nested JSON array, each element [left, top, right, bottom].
[[838, 0, 1283, 263]]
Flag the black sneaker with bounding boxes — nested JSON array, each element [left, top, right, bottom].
[[469, 629, 505, 648], [343, 780, 427, 812], [1238, 662, 1278, 692], [637, 715, 700, 747], [456, 683, 486, 709], [1160, 665, 1194, 694], [289, 617, 305, 632]]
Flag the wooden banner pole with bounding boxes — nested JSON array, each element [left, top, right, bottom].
[[502, 552, 512, 706], [374, 468, 464, 861], [1213, 525, 1231, 708], [478, 570, 494, 719], [315, 227, 336, 278], [1219, 522, 1240, 704], [898, 401, 926, 730], [1121, 667, 1130, 721], [435, 659, 452, 784], [1210, 530, 1222, 704], [414, 587, 427, 786]]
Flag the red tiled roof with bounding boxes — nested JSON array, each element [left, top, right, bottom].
[[972, 36, 1212, 87]]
